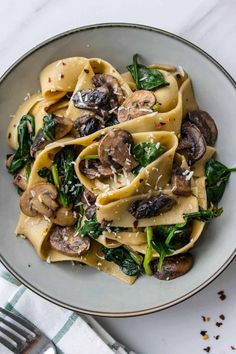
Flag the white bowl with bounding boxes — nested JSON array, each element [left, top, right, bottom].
[[0, 23, 235, 317]]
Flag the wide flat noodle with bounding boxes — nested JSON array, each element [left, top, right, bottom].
[[96, 189, 199, 227], [76, 131, 178, 198], [40, 57, 88, 99]]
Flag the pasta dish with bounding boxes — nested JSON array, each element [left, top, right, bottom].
[[6, 54, 235, 284]]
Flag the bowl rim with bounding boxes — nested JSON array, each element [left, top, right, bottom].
[[0, 22, 235, 318]]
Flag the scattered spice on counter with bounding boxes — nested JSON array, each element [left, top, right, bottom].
[[217, 290, 226, 301], [201, 316, 211, 322], [216, 322, 223, 327], [214, 335, 220, 340], [200, 331, 209, 340], [203, 346, 211, 352], [219, 314, 225, 321]]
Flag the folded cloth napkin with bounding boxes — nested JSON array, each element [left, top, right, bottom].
[[0, 264, 136, 354]]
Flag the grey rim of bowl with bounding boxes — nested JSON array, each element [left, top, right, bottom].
[[0, 23, 235, 318]]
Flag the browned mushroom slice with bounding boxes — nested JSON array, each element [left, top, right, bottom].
[[186, 110, 218, 146], [152, 253, 193, 280], [20, 183, 58, 217], [13, 167, 28, 191], [129, 194, 176, 219], [72, 87, 110, 111], [30, 130, 47, 156], [51, 207, 77, 226], [92, 74, 124, 105], [81, 189, 97, 205], [54, 116, 73, 139], [50, 226, 90, 256], [98, 129, 139, 172], [171, 167, 192, 196], [72, 114, 104, 137], [79, 159, 114, 179], [177, 122, 206, 166], [117, 90, 156, 122]]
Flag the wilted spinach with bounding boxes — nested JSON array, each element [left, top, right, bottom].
[[127, 54, 169, 91], [52, 146, 82, 207], [102, 246, 141, 276], [38, 167, 53, 184], [205, 159, 236, 205], [132, 142, 166, 175], [143, 226, 154, 275], [151, 237, 173, 272], [183, 207, 223, 222], [149, 207, 222, 271], [78, 216, 103, 239], [7, 114, 35, 180], [42, 114, 57, 141]]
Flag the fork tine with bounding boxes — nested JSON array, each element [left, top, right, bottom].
[[0, 335, 18, 353], [0, 325, 25, 349], [0, 307, 38, 333], [0, 317, 34, 341]]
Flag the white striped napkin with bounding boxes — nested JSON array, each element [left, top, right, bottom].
[[0, 264, 136, 354]]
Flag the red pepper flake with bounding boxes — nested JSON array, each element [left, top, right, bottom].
[[61, 74, 64, 79], [84, 69, 90, 74], [200, 331, 207, 336], [48, 77, 51, 83], [217, 290, 226, 301], [62, 61, 66, 66], [216, 322, 223, 327], [219, 314, 225, 320], [214, 335, 220, 340], [231, 346, 235, 350], [203, 347, 211, 353]]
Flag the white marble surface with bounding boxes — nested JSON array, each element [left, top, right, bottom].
[[0, 0, 236, 353]]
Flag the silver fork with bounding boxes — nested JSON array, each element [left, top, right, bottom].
[[0, 307, 57, 353]]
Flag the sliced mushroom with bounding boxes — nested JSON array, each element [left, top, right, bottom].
[[117, 90, 156, 122], [51, 207, 77, 226], [81, 189, 97, 205], [20, 183, 58, 217], [30, 116, 73, 156], [13, 167, 28, 191], [98, 129, 139, 171], [30, 129, 47, 156], [72, 114, 104, 137], [129, 194, 176, 219], [72, 87, 110, 111], [79, 159, 114, 179], [84, 205, 96, 219], [50, 226, 90, 256], [53, 116, 73, 139], [152, 253, 193, 280], [171, 167, 192, 196], [177, 122, 206, 165], [186, 110, 218, 146], [92, 74, 124, 105]]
